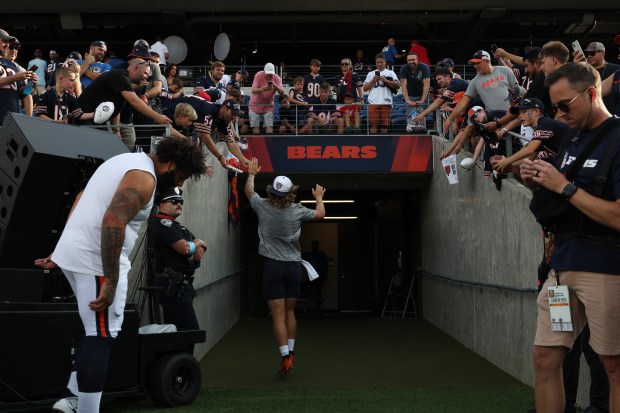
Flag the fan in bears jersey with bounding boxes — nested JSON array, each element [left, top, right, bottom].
[[0, 34, 38, 125], [306, 82, 344, 134], [161, 94, 249, 171], [303, 59, 325, 104], [194, 61, 227, 105], [35, 66, 93, 123], [334, 58, 364, 104], [492, 98, 569, 174], [413, 67, 469, 124], [467, 105, 508, 189]]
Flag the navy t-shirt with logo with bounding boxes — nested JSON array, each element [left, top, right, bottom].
[[550, 117, 620, 275]]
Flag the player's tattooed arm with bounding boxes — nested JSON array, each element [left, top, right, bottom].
[[101, 188, 145, 284], [100, 171, 155, 289]]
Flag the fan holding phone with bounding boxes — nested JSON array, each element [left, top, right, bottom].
[[362, 54, 400, 134]]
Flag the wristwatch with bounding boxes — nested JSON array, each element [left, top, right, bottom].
[[561, 183, 578, 201]]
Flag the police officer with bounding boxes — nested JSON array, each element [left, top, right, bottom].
[[148, 187, 207, 330]]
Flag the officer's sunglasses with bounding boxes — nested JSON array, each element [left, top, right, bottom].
[[167, 199, 184, 205]]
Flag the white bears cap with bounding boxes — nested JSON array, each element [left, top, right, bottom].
[[270, 176, 293, 196]]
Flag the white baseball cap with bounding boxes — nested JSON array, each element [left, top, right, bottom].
[[270, 176, 292, 196], [264, 62, 276, 75], [94, 101, 115, 124]]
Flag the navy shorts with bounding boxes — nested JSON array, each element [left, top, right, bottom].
[[262, 257, 302, 300]]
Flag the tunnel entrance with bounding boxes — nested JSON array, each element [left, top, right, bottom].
[[241, 188, 424, 318]]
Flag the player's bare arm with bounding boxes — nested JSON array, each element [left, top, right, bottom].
[[92, 171, 155, 311]]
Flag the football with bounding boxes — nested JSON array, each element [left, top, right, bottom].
[[460, 157, 476, 171]]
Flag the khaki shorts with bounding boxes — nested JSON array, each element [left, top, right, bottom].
[[535, 269, 620, 355], [249, 110, 274, 128], [367, 104, 391, 126]]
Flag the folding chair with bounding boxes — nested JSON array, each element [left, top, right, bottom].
[[381, 272, 417, 319]]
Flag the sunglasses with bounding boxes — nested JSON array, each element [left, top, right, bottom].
[[551, 90, 586, 114], [167, 199, 184, 205], [340, 63, 349, 66], [8, 44, 21, 51], [585, 51, 600, 57]]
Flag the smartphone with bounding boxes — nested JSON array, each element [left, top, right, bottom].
[[490, 44, 498, 53], [375, 70, 380, 77], [267, 81, 273, 90], [571, 40, 584, 58], [27, 65, 38, 72]]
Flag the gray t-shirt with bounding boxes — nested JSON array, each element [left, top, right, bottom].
[[250, 194, 316, 261], [465, 66, 517, 112]]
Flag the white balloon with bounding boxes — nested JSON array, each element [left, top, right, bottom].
[[214, 32, 230, 61], [164, 35, 188, 65]]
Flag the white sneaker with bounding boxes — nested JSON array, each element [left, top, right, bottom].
[[52, 397, 78, 413]]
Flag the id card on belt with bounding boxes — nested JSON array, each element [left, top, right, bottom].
[[548, 285, 573, 332]]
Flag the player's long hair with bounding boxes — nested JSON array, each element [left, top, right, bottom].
[[266, 185, 299, 208], [156, 137, 207, 179]]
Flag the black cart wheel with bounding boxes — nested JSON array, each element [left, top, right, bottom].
[[146, 352, 201, 406]]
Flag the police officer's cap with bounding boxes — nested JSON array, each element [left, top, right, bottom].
[[157, 187, 183, 203]]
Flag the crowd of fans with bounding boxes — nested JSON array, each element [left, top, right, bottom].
[[1, 31, 620, 181]]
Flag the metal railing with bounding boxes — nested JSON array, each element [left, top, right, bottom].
[[176, 64, 478, 86], [240, 101, 439, 136]]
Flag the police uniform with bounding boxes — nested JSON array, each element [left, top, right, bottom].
[[148, 189, 200, 330]]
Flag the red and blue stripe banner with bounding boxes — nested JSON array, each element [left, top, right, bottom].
[[242, 135, 433, 173]]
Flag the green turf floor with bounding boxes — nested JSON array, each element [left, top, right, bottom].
[[105, 316, 534, 412]]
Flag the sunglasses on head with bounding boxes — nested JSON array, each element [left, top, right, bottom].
[[91, 41, 107, 48], [551, 90, 587, 114], [167, 199, 183, 205]]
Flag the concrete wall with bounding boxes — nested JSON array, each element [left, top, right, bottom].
[[421, 136, 594, 407], [420, 137, 542, 386], [128, 143, 241, 361]]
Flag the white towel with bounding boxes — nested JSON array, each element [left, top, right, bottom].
[[301, 260, 320, 281]]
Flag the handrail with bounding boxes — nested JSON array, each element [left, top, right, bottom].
[[418, 268, 538, 294], [194, 268, 243, 293]]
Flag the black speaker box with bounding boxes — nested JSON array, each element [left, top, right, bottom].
[[0, 302, 140, 402], [0, 224, 58, 268], [0, 113, 129, 268], [0, 169, 68, 230], [0, 268, 45, 302], [0, 113, 128, 191]]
